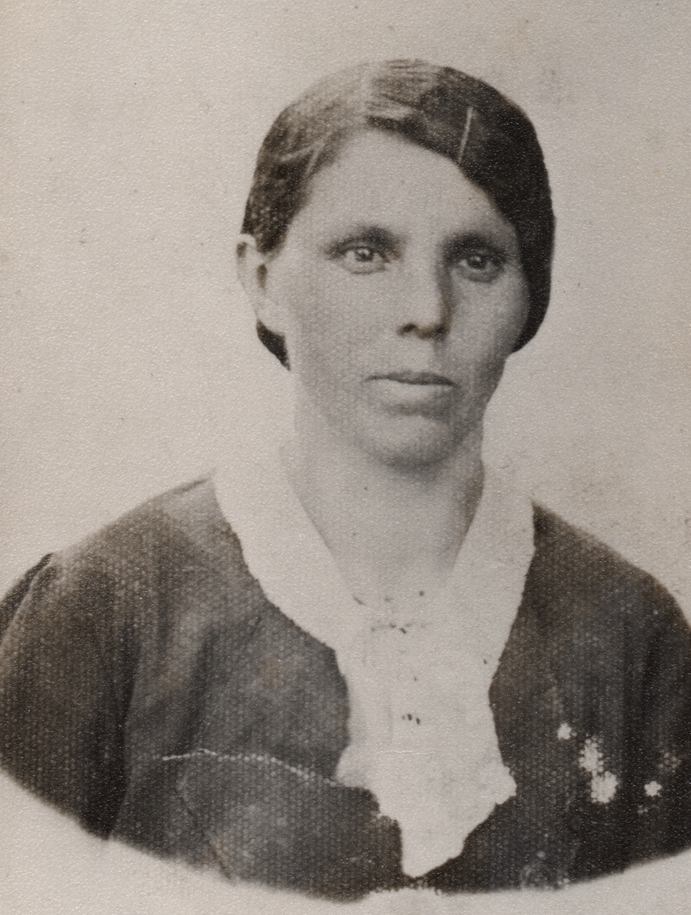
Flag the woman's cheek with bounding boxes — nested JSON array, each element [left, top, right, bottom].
[[303, 291, 361, 363], [289, 314, 351, 394]]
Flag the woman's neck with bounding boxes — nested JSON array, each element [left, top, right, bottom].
[[283, 403, 484, 610]]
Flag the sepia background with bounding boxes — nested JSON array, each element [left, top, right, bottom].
[[1, 1, 691, 912]]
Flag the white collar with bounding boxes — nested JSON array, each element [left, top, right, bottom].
[[214, 438, 534, 877]]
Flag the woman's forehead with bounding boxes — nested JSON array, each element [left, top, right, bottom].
[[292, 131, 515, 242]]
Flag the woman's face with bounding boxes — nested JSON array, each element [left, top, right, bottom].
[[256, 130, 529, 469]]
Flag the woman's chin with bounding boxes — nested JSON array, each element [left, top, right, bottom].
[[352, 414, 476, 473]]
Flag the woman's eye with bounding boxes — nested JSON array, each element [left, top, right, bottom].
[[339, 245, 388, 273], [453, 249, 505, 282]]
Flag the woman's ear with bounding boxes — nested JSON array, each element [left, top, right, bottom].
[[236, 234, 287, 336]]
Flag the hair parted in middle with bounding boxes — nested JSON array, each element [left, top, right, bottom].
[[242, 59, 555, 367]]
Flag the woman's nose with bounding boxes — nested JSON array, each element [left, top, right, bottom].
[[396, 264, 451, 340]]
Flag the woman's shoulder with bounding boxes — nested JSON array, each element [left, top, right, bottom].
[[0, 477, 249, 641], [61, 476, 231, 570], [528, 503, 688, 642], [71, 475, 225, 562]]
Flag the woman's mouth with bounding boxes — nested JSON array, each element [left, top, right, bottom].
[[373, 371, 455, 386], [367, 372, 456, 414]]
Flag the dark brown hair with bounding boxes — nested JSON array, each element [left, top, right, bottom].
[[242, 60, 555, 366]]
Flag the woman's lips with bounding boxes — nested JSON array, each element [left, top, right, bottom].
[[371, 371, 455, 386], [367, 372, 456, 413]]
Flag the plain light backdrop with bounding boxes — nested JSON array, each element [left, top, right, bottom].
[[2, 3, 691, 912], [2, 0, 690, 611]]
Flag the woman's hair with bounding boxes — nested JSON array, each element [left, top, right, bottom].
[[242, 59, 555, 367]]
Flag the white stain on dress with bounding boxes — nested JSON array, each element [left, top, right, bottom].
[[644, 780, 662, 798], [661, 751, 681, 774], [557, 723, 573, 741], [579, 737, 619, 804]]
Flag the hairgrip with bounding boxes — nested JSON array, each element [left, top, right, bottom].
[[457, 105, 474, 165]]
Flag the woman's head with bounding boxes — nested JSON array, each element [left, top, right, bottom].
[[242, 59, 555, 366]]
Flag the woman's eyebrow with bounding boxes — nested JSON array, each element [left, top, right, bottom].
[[324, 225, 401, 251], [443, 231, 513, 257]]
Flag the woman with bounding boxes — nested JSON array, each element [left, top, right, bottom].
[[1, 60, 690, 901]]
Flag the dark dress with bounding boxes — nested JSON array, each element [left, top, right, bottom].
[[1, 478, 691, 900]]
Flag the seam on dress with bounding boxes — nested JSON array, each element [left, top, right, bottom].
[[160, 748, 342, 788]]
